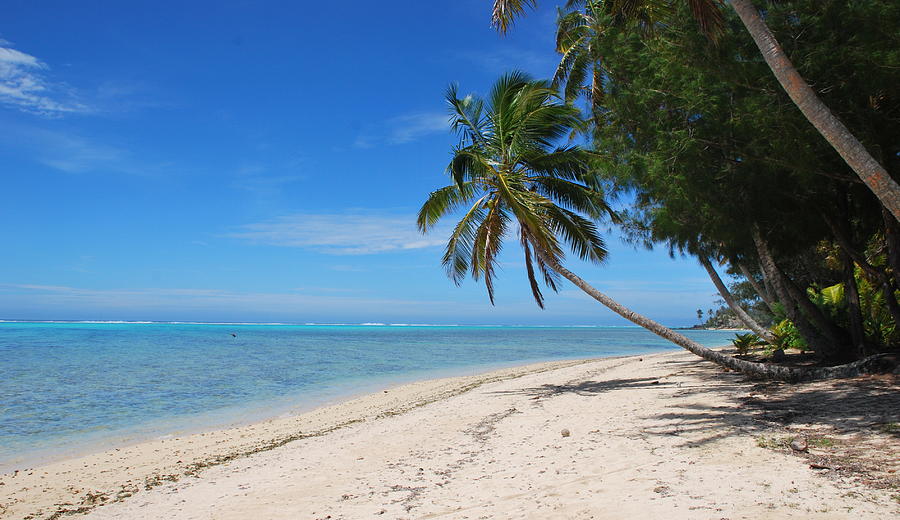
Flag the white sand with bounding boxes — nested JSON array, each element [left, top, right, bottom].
[[2, 351, 896, 519]]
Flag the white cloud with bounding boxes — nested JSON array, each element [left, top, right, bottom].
[[354, 111, 450, 148], [386, 112, 450, 144], [229, 212, 449, 255], [0, 40, 88, 115], [0, 46, 40, 67]]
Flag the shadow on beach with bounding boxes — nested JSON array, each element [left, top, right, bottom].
[[488, 356, 899, 488]]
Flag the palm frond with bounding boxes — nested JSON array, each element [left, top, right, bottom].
[[519, 146, 592, 181], [555, 8, 587, 50], [546, 205, 608, 263], [553, 32, 586, 89], [442, 196, 489, 284], [564, 51, 591, 103], [446, 84, 488, 147], [531, 176, 613, 220], [471, 201, 510, 304], [417, 182, 478, 232], [535, 252, 562, 291], [515, 190, 567, 265], [448, 147, 493, 188], [489, 71, 535, 152], [688, 0, 725, 39], [491, 0, 538, 34], [520, 229, 546, 308], [508, 92, 583, 152]]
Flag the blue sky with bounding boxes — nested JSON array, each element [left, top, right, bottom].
[[0, 0, 729, 326]]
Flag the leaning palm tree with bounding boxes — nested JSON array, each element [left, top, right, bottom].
[[418, 71, 832, 381], [491, 0, 900, 223]]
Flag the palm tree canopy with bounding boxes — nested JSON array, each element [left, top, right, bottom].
[[417, 71, 616, 308], [492, 0, 725, 38]]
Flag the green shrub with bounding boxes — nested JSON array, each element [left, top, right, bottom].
[[731, 332, 764, 356], [769, 319, 808, 351]]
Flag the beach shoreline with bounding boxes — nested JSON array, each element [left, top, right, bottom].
[[2, 350, 897, 519], [0, 357, 600, 519], [0, 354, 614, 476]]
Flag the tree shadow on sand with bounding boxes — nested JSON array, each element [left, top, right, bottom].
[[490, 357, 899, 447], [489, 356, 899, 488]]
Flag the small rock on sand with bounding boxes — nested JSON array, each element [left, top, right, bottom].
[[790, 438, 808, 452]]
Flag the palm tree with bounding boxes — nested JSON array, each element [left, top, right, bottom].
[[698, 255, 775, 343], [418, 71, 835, 381], [490, 0, 900, 222]]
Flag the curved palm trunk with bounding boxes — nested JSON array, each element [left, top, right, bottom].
[[546, 259, 796, 379], [700, 256, 776, 343], [545, 258, 886, 382], [729, 0, 900, 221], [738, 262, 775, 312]]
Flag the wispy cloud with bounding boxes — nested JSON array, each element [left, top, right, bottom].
[[34, 131, 127, 173], [231, 162, 305, 200], [0, 40, 88, 116], [229, 212, 449, 255], [386, 112, 450, 144], [454, 47, 555, 75], [1, 283, 449, 312], [354, 111, 450, 149], [0, 122, 169, 175]]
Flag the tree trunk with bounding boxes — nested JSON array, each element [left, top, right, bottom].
[[882, 282, 900, 334], [782, 274, 849, 356], [543, 256, 889, 382], [882, 207, 900, 288], [842, 253, 868, 357], [759, 259, 777, 309], [700, 256, 776, 342], [751, 225, 852, 362], [729, 0, 900, 222], [751, 226, 831, 347], [739, 262, 775, 312]]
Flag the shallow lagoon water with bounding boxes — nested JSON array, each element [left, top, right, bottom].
[[0, 322, 740, 468]]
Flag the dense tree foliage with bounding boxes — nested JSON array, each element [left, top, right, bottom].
[[422, 0, 898, 377], [492, 0, 900, 220], [563, 0, 899, 363]]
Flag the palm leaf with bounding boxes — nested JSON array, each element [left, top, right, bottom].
[[417, 182, 478, 232], [520, 229, 546, 308], [687, 0, 725, 39], [448, 148, 493, 189], [491, 0, 538, 34], [545, 205, 608, 263], [531, 176, 614, 220], [441, 196, 489, 284], [471, 200, 510, 304]]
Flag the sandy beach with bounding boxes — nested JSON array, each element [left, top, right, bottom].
[[2, 350, 897, 520]]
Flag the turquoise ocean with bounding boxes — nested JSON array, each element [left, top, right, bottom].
[[0, 321, 740, 470]]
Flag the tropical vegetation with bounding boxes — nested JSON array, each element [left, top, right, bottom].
[[418, 0, 899, 380], [491, 0, 900, 221]]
